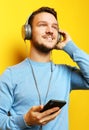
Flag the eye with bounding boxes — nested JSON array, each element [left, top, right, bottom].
[[52, 25, 59, 31], [38, 22, 47, 27]]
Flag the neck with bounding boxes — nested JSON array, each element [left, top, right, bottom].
[[29, 45, 51, 62]]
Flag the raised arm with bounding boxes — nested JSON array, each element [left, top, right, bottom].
[[56, 30, 89, 89]]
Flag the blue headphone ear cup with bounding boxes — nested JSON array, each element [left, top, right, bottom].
[[22, 24, 31, 40]]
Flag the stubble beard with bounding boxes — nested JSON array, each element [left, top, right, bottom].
[[32, 41, 55, 53]]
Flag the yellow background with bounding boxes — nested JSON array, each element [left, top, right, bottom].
[[0, 0, 89, 129]]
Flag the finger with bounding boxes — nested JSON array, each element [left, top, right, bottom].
[[40, 109, 61, 123], [40, 107, 60, 118]]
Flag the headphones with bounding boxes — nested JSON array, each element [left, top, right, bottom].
[[22, 15, 62, 42], [22, 15, 32, 40]]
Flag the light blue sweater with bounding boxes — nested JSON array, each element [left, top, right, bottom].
[[0, 41, 89, 130]]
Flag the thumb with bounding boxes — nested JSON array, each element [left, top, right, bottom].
[[32, 105, 44, 112]]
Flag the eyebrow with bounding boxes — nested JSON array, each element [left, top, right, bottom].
[[37, 21, 58, 26]]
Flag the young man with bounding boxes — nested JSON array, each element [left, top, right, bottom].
[[0, 7, 89, 130]]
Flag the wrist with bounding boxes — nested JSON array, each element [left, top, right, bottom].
[[24, 114, 32, 126]]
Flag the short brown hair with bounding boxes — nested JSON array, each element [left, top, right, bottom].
[[28, 7, 57, 27]]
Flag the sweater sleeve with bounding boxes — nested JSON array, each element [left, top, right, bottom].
[[0, 69, 31, 130], [63, 41, 89, 89]]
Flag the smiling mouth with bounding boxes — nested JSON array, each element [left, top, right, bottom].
[[43, 36, 54, 41]]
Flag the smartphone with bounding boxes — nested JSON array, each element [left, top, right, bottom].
[[40, 99, 66, 112]]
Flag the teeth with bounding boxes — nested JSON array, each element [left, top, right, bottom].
[[47, 38, 52, 42], [46, 37, 53, 40], [48, 37, 52, 40], [43, 35, 53, 41]]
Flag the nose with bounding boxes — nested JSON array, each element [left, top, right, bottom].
[[46, 25, 53, 34]]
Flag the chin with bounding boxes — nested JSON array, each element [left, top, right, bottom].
[[37, 45, 53, 53]]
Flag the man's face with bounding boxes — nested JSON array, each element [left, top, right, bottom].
[[31, 12, 59, 53]]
